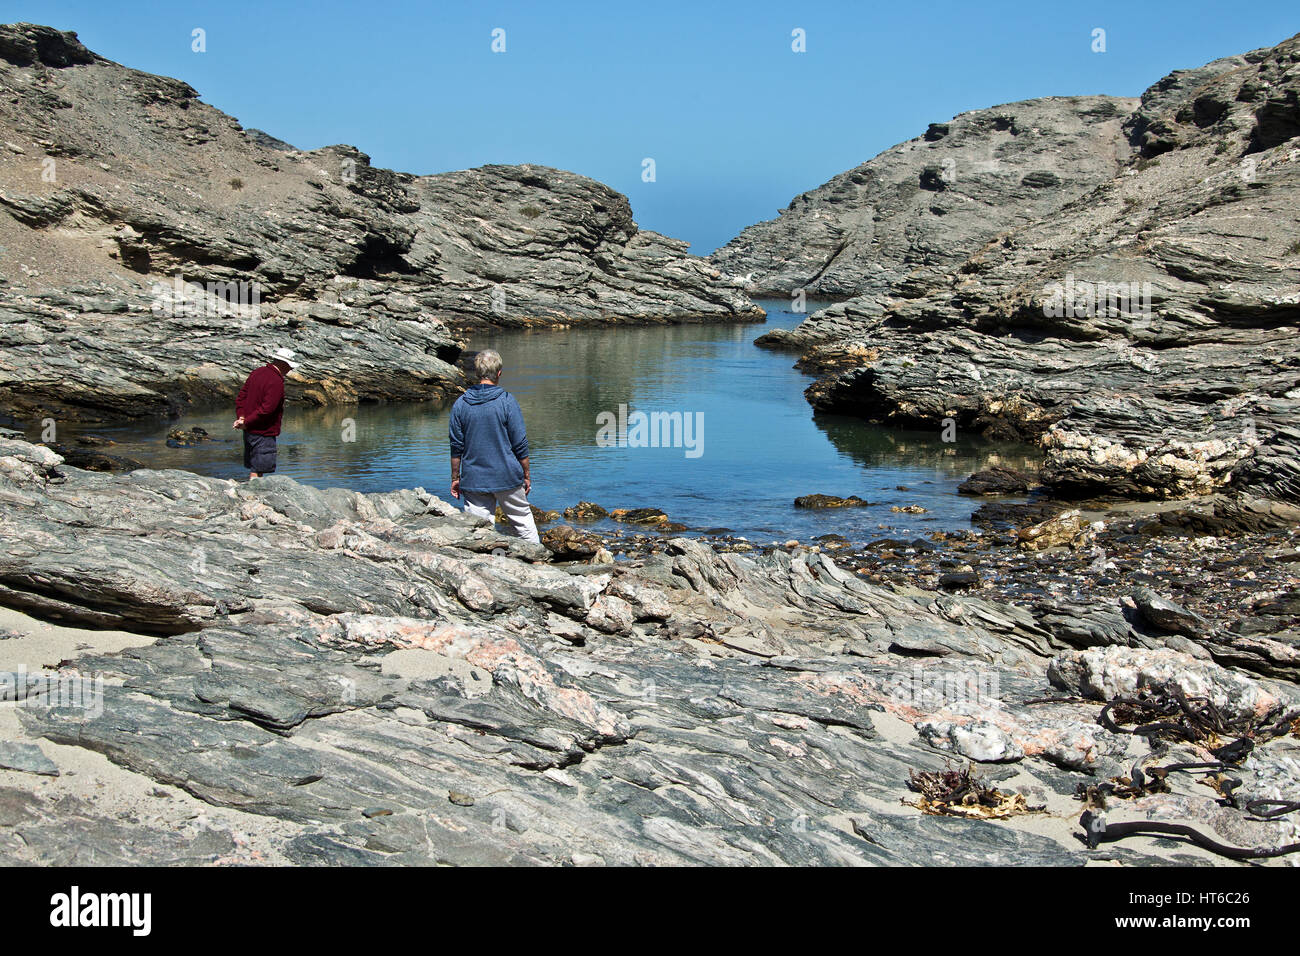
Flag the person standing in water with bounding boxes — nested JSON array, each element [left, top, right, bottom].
[[448, 349, 540, 544], [233, 347, 297, 479]]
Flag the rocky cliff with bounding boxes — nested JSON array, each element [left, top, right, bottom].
[[0, 23, 760, 424], [716, 35, 1300, 504], [709, 95, 1137, 300]]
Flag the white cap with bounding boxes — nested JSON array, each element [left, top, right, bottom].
[[271, 347, 298, 369]]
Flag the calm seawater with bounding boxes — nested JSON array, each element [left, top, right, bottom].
[[61, 300, 1038, 544]]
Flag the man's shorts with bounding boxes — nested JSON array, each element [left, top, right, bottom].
[[243, 432, 277, 474]]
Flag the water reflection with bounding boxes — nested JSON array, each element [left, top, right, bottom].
[[59, 301, 1041, 544], [812, 414, 1041, 476]]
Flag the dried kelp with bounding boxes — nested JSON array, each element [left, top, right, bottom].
[[906, 761, 1044, 819], [1080, 810, 1300, 860], [1098, 685, 1294, 756], [1078, 687, 1300, 860], [1076, 760, 1244, 807]]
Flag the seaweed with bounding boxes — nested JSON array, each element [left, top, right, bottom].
[[905, 761, 1044, 819]]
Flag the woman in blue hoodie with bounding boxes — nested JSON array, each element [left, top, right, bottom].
[[448, 349, 541, 544]]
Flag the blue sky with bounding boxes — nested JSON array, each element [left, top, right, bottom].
[[11, 1, 1298, 253]]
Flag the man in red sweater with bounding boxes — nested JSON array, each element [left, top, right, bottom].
[[233, 347, 296, 478]]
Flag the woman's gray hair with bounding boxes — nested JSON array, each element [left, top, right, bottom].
[[474, 349, 503, 381]]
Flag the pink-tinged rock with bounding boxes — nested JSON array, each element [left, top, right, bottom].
[[917, 720, 1024, 762], [1022, 722, 1128, 770], [767, 736, 808, 759], [770, 713, 812, 731], [586, 594, 634, 635], [407, 552, 501, 612], [792, 671, 879, 708], [795, 665, 1127, 769], [315, 523, 347, 549], [318, 614, 629, 741], [607, 577, 671, 620], [1048, 646, 1282, 722]]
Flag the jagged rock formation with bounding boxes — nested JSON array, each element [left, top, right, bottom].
[[2, 438, 1298, 865], [0, 23, 760, 424], [710, 95, 1136, 299], [717, 34, 1300, 503]]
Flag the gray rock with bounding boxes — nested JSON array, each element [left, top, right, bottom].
[[1047, 646, 1290, 723], [0, 784, 248, 865], [1132, 586, 1207, 637], [0, 741, 58, 776], [958, 468, 1035, 496], [793, 494, 870, 509], [712, 96, 1134, 301], [0, 440, 1292, 865], [937, 570, 980, 590]]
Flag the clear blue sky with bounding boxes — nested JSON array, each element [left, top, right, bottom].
[[11, 1, 1298, 253]]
